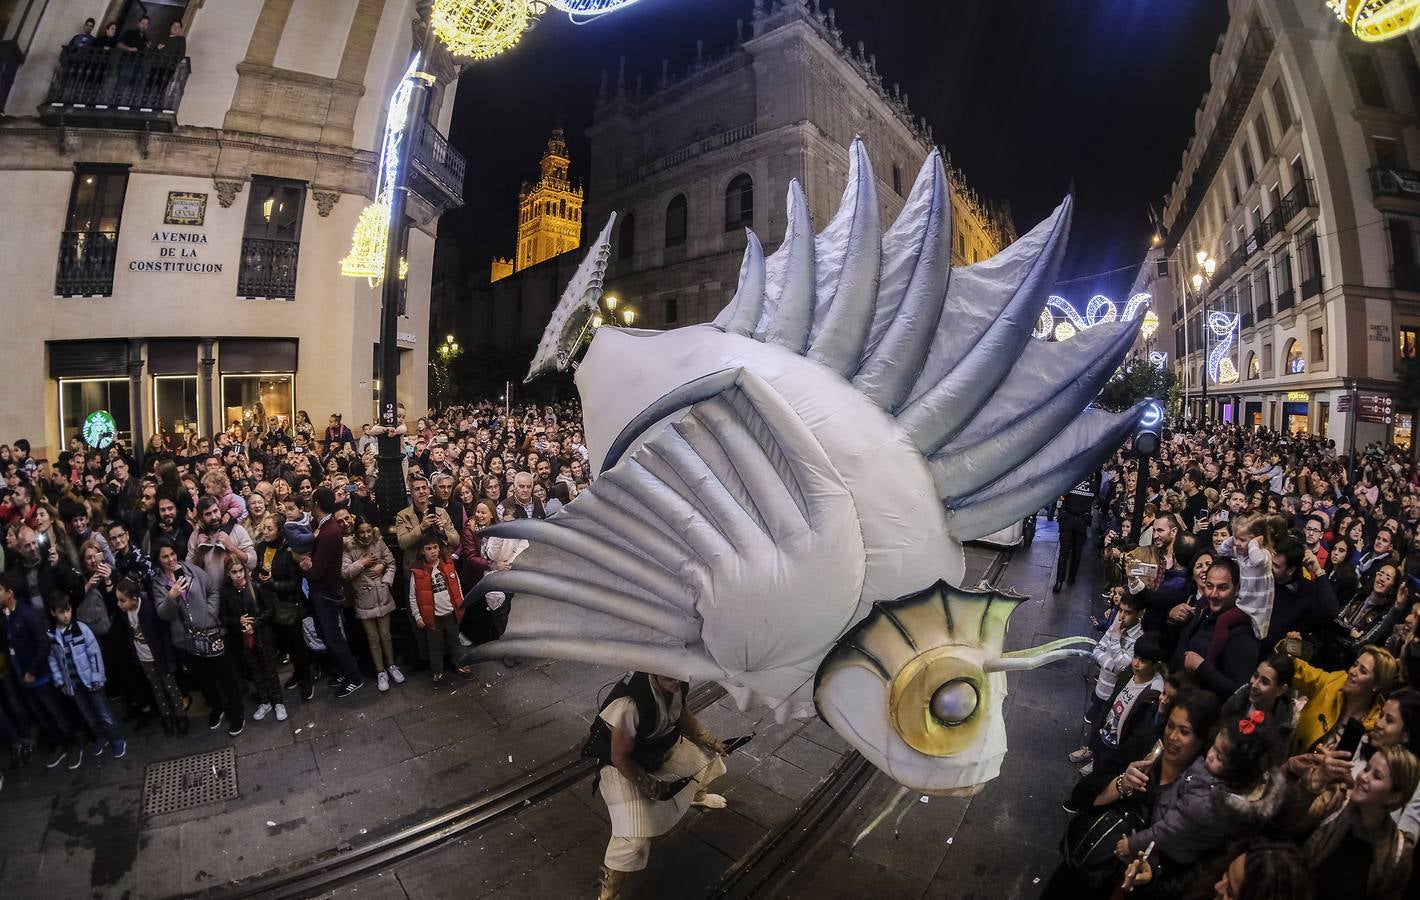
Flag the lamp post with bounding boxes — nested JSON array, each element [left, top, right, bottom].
[[1191, 251, 1216, 422]]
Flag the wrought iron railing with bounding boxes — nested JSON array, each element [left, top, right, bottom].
[[55, 230, 118, 296], [1299, 275, 1321, 299], [1278, 288, 1296, 312], [1255, 299, 1273, 321], [1281, 179, 1315, 223], [238, 238, 300, 299], [1370, 166, 1420, 200], [411, 120, 466, 210], [41, 45, 189, 128]]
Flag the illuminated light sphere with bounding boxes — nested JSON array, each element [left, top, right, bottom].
[[1141, 310, 1159, 341], [548, 0, 648, 18], [1327, 0, 1420, 42], [432, 0, 530, 60], [1053, 321, 1077, 342], [341, 202, 392, 280]]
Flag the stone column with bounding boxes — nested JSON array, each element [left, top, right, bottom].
[[200, 338, 216, 438]]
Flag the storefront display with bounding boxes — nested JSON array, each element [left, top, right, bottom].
[[58, 378, 131, 448]]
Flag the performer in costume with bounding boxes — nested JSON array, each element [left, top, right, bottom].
[[585, 671, 729, 899]]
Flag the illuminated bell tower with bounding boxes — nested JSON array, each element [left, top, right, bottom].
[[513, 128, 583, 273]]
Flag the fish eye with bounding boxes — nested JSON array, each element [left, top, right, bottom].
[[930, 678, 979, 726]]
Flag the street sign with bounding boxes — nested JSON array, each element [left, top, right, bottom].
[[1357, 393, 1394, 425], [1337, 393, 1352, 412]]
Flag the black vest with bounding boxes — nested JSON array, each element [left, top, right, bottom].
[[582, 672, 686, 773]]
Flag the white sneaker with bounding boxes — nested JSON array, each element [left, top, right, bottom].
[[378, 672, 390, 693], [388, 665, 405, 685], [274, 703, 288, 722], [253, 703, 273, 721], [458, 633, 472, 647]]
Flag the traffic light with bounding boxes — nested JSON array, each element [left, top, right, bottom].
[[1133, 399, 1164, 458]]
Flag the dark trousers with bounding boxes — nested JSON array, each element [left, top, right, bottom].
[[271, 619, 312, 691], [70, 686, 124, 745], [240, 630, 283, 705], [0, 673, 33, 741], [20, 680, 77, 747], [310, 590, 361, 685], [181, 650, 244, 723], [1056, 514, 1087, 584]]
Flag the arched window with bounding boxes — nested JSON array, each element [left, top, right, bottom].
[[665, 194, 687, 248], [1284, 339, 1305, 374], [1246, 352, 1260, 380], [618, 212, 636, 261], [559, 198, 566, 217], [724, 173, 753, 231]]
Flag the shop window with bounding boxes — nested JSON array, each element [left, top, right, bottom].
[[1247, 352, 1260, 380], [221, 373, 293, 432], [57, 164, 128, 296], [664, 194, 687, 248], [153, 375, 199, 441], [1284, 338, 1305, 374], [59, 378, 132, 449], [724, 174, 753, 231]]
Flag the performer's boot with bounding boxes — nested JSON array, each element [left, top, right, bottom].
[[597, 865, 627, 900]]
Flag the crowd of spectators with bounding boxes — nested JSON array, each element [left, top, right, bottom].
[[1045, 421, 1420, 899], [0, 399, 586, 784]]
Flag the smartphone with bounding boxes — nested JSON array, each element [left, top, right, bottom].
[[1128, 562, 1158, 579], [1337, 719, 1366, 757]]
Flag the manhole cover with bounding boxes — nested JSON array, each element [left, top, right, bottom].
[[143, 746, 239, 816]]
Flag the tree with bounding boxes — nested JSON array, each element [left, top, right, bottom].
[[1095, 356, 1178, 413]]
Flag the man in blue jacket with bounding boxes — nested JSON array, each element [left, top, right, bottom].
[[0, 572, 80, 768]]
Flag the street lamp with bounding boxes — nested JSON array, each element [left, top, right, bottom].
[[621, 308, 636, 326], [1191, 251, 1216, 422]]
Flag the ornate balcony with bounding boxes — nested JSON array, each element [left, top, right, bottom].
[[1370, 166, 1420, 201], [409, 120, 466, 213], [238, 238, 300, 300], [39, 46, 189, 131], [55, 230, 118, 296], [1280, 179, 1316, 226]]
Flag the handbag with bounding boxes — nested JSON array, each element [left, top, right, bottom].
[[1061, 798, 1148, 889], [173, 572, 225, 657]]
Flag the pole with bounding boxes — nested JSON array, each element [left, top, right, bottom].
[[373, 71, 432, 530], [1129, 448, 1150, 547], [1200, 283, 1209, 423], [1347, 380, 1359, 486]]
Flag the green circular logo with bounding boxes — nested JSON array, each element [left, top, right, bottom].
[[83, 410, 118, 449]]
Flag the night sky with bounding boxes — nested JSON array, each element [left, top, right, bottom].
[[443, 0, 1230, 305]]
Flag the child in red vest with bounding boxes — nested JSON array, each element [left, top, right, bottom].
[[408, 537, 472, 685]]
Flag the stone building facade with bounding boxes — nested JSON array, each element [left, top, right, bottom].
[[584, 0, 1015, 331], [0, 0, 463, 458], [1156, 0, 1420, 448], [460, 0, 1014, 355]]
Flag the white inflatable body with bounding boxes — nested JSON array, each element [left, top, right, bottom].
[[473, 139, 1143, 794]]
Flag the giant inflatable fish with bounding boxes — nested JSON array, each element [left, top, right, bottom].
[[471, 138, 1144, 795]]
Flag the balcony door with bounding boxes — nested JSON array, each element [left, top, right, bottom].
[[239, 177, 304, 299], [57, 164, 128, 296]]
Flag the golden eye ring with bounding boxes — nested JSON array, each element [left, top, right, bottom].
[[889, 649, 987, 757]]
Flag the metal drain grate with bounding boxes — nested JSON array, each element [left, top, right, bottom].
[[143, 746, 239, 815]]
